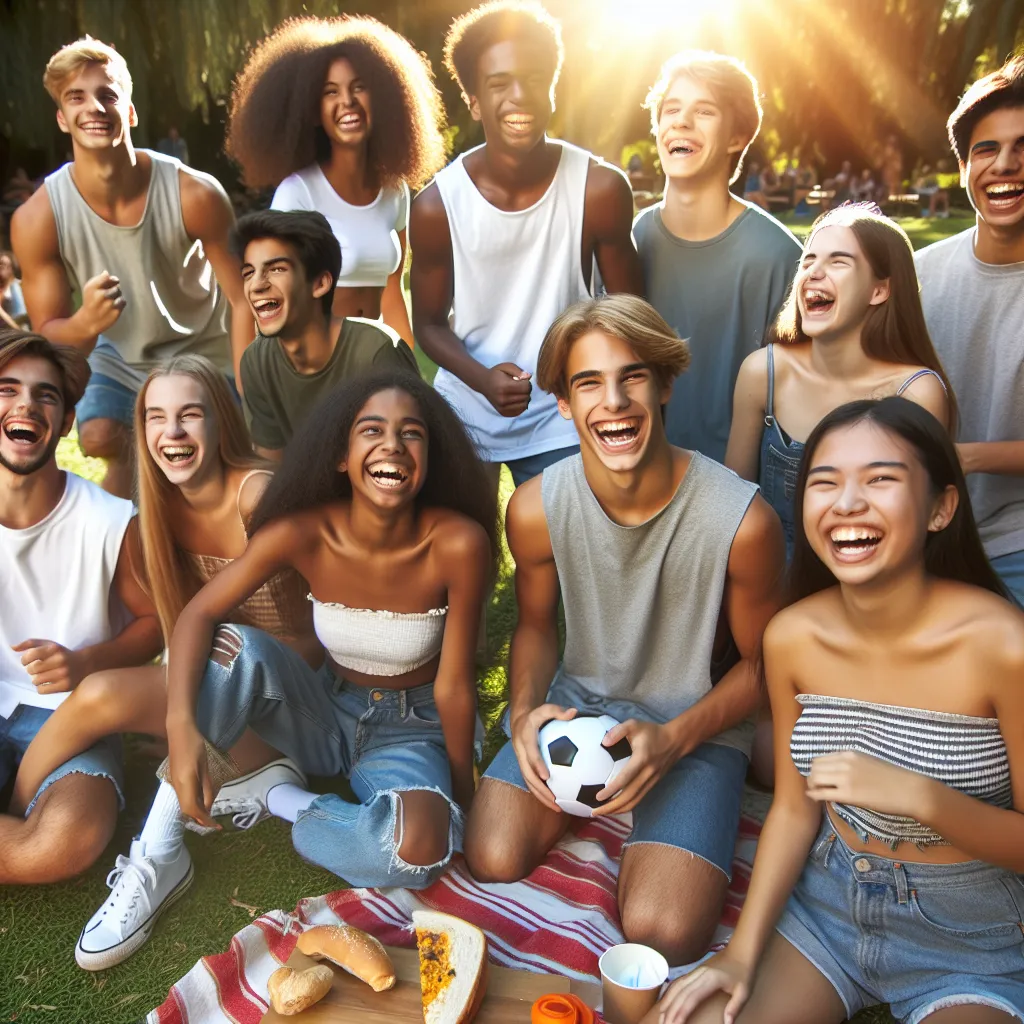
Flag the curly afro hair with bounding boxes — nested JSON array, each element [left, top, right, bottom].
[[227, 16, 447, 191]]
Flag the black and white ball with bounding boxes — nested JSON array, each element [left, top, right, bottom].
[[539, 714, 633, 817]]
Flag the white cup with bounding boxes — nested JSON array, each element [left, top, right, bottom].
[[598, 943, 669, 1024]]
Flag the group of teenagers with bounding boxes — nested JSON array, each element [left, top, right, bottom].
[[0, 2, 1023, 1022]]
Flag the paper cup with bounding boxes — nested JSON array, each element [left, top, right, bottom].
[[598, 943, 669, 1024]]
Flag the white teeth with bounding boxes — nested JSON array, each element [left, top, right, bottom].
[[368, 462, 408, 487], [161, 445, 196, 462], [830, 527, 881, 542], [986, 182, 1023, 196]]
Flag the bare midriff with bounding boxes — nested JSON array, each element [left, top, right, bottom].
[[332, 284, 384, 321], [825, 805, 978, 866]]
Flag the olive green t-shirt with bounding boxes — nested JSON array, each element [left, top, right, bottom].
[[240, 317, 420, 450]]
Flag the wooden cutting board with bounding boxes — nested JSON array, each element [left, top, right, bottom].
[[260, 945, 601, 1023]]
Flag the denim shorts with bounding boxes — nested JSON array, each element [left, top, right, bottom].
[[0, 704, 124, 815], [776, 817, 1024, 1022], [503, 444, 580, 489], [482, 674, 749, 878], [991, 549, 1024, 609]]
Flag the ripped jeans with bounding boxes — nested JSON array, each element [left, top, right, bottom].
[[193, 624, 464, 889]]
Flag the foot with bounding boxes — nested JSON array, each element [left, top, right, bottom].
[[210, 757, 308, 831], [76, 840, 193, 971]]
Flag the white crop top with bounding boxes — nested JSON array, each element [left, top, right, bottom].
[[309, 596, 447, 677], [271, 166, 408, 288]]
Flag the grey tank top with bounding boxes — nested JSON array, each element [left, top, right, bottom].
[[45, 151, 230, 390], [542, 452, 759, 752]]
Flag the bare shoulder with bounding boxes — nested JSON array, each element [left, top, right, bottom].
[[764, 589, 840, 655], [896, 368, 949, 426], [10, 188, 58, 252], [178, 166, 233, 230], [732, 491, 784, 553], [410, 182, 450, 243], [736, 345, 770, 389], [585, 159, 632, 201], [947, 583, 1024, 669], [236, 468, 273, 522], [506, 475, 552, 563], [428, 508, 491, 562]]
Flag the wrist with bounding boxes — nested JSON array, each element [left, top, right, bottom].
[[663, 714, 694, 759]]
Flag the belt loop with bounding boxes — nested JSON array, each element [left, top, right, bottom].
[[399, 688, 407, 718], [893, 861, 909, 905]]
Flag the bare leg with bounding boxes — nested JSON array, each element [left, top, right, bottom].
[[464, 777, 568, 882], [78, 418, 133, 499], [922, 1008, 1018, 1023], [394, 790, 451, 867], [0, 773, 117, 884]]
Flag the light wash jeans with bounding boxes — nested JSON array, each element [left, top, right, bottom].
[[991, 549, 1024, 609]]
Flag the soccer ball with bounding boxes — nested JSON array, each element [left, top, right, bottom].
[[538, 714, 632, 817]]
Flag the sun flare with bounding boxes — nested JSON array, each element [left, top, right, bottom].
[[591, 0, 741, 35]]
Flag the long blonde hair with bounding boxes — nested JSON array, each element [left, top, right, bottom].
[[134, 355, 265, 639]]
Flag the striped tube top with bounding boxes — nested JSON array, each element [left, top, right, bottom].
[[790, 694, 1011, 848]]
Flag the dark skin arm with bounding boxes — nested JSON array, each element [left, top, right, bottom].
[[14, 518, 162, 692], [581, 162, 645, 296], [594, 495, 785, 814]]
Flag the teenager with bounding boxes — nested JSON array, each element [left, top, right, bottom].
[[227, 15, 447, 341], [633, 51, 801, 464], [10, 38, 251, 499], [0, 328, 161, 884], [10, 355, 317, 831], [916, 55, 1024, 606], [411, 0, 644, 488], [235, 209, 419, 459], [726, 204, 954, 556], [652, 397, 1024, 1024], [80, 370, 496, 967], [464, 295, 785, 965]]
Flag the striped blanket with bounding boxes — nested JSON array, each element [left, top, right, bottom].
[[148, 814, 760, 1024]]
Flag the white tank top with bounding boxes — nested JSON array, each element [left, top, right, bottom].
[[429, 139, 592, 462], [0, 473, 133, 717], [271, 166, 408, 288]]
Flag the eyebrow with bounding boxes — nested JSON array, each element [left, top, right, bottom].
[[808, 460, 909, 475], [0, 376, 60, 396], [354, 414, 427, 428], [568, 362, 649, 386], [802, 250, 856, 260]]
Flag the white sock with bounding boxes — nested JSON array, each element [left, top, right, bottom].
[[138, 782, 186, 862], [266, 783, 318, 824]]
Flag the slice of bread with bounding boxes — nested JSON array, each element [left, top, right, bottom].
[[413, 911, 488, 1024]]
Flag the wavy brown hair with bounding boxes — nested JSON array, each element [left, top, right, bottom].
[[226, 15, 447, 192]]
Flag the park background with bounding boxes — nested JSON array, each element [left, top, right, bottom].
[[1, 1, 1023, 1022]]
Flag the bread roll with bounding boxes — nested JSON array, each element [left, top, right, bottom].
[[268, 965, 334, 1015], [296, 924, 396, 992], [413, 911, 488, 1024]]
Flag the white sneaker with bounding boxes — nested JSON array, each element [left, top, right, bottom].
[[210, 757, 307, 831], [76, 840, 193, 971]]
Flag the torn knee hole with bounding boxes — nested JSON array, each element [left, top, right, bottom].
[[392, 793, 450, 869], [210, 626, 244, 667]]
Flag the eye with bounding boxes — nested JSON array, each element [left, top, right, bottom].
[[0, 385, 15, 395], [361, 425, 381, 436], [868, 474, 897, 484], [697, 108, 715, 117], [401, 428, 424, 440]]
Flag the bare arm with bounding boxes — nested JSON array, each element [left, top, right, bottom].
[[959, 441, 1024, 477], [724, 349, 769, 481], [433, 521, 491, 811], [380, 228, 414, 347], [179, 170, 253, 388], [584, 163, 645, 296]]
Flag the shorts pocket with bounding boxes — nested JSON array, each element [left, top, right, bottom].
[[406, 702, 442, 727], [910, 880, 1024, 949]]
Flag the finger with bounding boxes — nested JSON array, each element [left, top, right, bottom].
[[534, 704, 577, 723], [673, 973, 727, 1024], [723, 982, 749, 1024], [595, 754, 645, 802], [25, 652, 67, 675], [12, 639, 49, 652], [518, 755, 560, 809], [33, 679, 70, 694], [112, 296, 127, 311], [602, 720, 634, 747], [19, 644, 55, 667]]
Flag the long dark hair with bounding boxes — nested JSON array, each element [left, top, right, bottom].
[[788, 397, 1008, 604], [248, 370, 499, 575]]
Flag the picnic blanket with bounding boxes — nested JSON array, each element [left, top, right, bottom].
[[148, 813, 761, 1024]]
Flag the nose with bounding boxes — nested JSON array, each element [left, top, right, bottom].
[[379, 428, 405, 454], [603, 376, 630, 412], [991, 142, 1021, 175], [508, 76, 526, 103], [166, 418, 187, 439], [831, 478, 869, 516]]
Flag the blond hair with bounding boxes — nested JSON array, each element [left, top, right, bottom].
[[134, 356, 265, 639], [645, 50, 762, 185], [536, 295, 690, 400], [43, 37, 132, 104]]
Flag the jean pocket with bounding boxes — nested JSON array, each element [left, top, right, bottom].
[[406, 702, 442, 727], [766, 444, 802, 501], [910, 879, 1024, 949]]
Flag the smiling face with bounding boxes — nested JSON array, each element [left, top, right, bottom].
[[795, 223, 890, 341], [55, 62, 136, 152], [0, 355, 72, 476], [143, 374, 220, 487], [557, 329, 671, 473], [655, 73, 746, 185], [802, 419, 956, 587], [241, 237, 332, 339], [340, 388, 428, 511], [470, 38, 554, 153], [320, 57, 373, 150], [961, 105, 1024, 231]]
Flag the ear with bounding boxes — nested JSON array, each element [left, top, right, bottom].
[[337, 457, 348, 475], [56, 108, 70, 135], [128, 103, 138, 129], [60, 407, 76, 438], [868, 277, 891, 307], [658, 376, 673, 407], [727, 131, 750, 156], [312, 271, 334, 302], [958, 160, 967, 188], [927, 483, 959, 533], [556, 394, 572, 421], [468, 93, 482, 123]]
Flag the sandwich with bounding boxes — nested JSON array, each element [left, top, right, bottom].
[[413, 911, 488, 1024]]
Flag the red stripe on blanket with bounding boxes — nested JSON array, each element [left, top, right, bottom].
[[201, 936, 266, 1024]]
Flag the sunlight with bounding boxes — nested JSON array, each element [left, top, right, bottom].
[[591, 0, 741, 35]]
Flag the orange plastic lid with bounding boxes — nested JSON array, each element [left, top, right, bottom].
[[531, 993, 595, 1024]]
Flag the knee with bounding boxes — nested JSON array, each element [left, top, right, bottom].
[[78, 419, 129, 460], [209, 624, 245, 669], [463, 828, 532, 884], [70, 671, 122, 726], [620, 901, 717, 967], [395, 799, 450, 870]]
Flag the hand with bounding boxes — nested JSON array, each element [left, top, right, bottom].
[[806, 750, 929, 818], [13, 638, 88, 694], [510, 703, 577, 811], [79, 270, 126, 335], [655, 954, 754, 1024], [167, 721, 219, 830], [592, 719, 681, 816], [481, 362, 532, 418]]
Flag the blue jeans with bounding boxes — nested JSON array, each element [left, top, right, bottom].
[[194, 625, 468, 889], [776, 817, 1024, 1022], [991, 549, 1024, 609], [0, 704, 123, 815], [503, 445, 580, 489], [483, 674, 748, 879]]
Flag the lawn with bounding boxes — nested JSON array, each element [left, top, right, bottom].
[[1, 213, 967, 1022]]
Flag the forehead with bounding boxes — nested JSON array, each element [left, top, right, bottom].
[[324, 57, 357, 83], [477, 37, 552, 80], [811, 420, 915, 466], [61, 62, 123, 97], [145, 373, 206, 407], [356, 387, 423, 421], [805, 222, 862, 256], [243, 236, 299, 266], [661, 73, 719, 108], [565, 329, 643, 374], [968, 104, 1024, 149], [0, 353, 62, 388]]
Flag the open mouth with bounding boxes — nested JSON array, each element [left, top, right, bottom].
[[984, 181, 1024, 208], [503, 114, 534, 135], [160, 444, 197, 466], [79, 121, 113, 134], [252, 298, 282, 323], [667, 139, 698, 157], [2, 421, 42, 446], [336, 112, 364, 131], [829, 526, 882, 558], [803, 288, 835, 315], [593, 418, 642, 451], [367, 462, 409, 490]]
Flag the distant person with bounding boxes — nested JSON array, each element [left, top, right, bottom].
[[914, 163, 950, 218], [0, 251, 27, 326], [228, 15, 447, 343], [633, 50, 801, 463], [2, 167, 36, 206], [742, 161, 770, 210], [156, 125, 189, 165], [11, 38, 252, 498], [234, 210, 418, 459], [411, 0, 643, 490], [824, 159, 852, 207], [881, 132, 904, 201], [916, 54, 1024, 606], [792, 157, 816, 215], [849, 167, 877, 203]]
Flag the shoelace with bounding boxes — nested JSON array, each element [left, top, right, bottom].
[[209, 796, 266, 831], [103, 853, 158, 931]]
